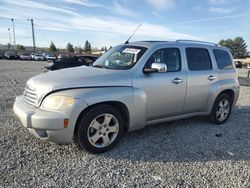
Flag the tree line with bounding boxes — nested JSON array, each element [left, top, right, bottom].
[[49, 40, 108, 54]]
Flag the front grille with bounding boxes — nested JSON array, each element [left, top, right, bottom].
[[23, 85, 37, 107]]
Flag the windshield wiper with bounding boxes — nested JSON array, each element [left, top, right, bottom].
[[92, 64, 107, 69]]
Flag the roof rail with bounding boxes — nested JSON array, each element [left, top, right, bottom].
[[176, 39, 219, 46]]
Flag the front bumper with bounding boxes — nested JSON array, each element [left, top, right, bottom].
[[13, 96, 87, 143]]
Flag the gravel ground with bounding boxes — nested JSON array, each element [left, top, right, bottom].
[[0, 60, 250, 187]]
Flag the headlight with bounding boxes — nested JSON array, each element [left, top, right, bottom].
[[42, 95, 75, 110]]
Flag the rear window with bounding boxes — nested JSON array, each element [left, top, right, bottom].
[[213, 49, 233, 69], [186, 48, 212, 71]]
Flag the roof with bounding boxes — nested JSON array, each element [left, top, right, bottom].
[[126, 40, 228, 50]]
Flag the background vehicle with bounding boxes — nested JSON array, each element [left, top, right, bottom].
[[30, 53, 36, 60], [0, 52, 4, 59], [13, 40, 239, 153], [34, 53, 44, 61], [19, 53, 32, 60], [57, 54, 69, 60], [45, 54, 57, 61], [44, 55, 98, 71], [5, 51, 17, 59], [235, 61, 243, 68]]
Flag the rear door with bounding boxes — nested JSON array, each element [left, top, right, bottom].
[[184, 47, 218, 113]]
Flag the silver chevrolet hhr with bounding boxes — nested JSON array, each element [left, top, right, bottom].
[[13, 40, 240, 153]]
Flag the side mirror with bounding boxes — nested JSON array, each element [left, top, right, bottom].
[[152, 63, 167, 72], [143, 63, 167, 73]]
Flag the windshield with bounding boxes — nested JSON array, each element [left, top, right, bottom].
[[92, 45, 147, 70]]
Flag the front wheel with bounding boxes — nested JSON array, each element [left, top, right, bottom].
[[76, 105, 124, 153], [210, 93, 232, 124]]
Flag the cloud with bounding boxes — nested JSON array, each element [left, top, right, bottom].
[[169, 13, 245, 25], [2, 0, 78, 16], [208, 0, 227, 4], [62, 0, 103, 7], [69, 15, 201, 40], [209, 7, 233, 13], [146, 0, 176, 11], [0, 0, 201, 47], [111, 1, 138, 17], [152, 11, 163, 17]]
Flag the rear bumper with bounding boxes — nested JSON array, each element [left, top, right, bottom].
[[13, 95, 88, 143]]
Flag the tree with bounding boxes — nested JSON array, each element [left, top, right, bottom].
[[49, 41, 57, 52], [16, 44, 25, 52], [219, 37, 247, 58], [104, 46, 107, 51], [66, 42, 74, 53], [88, 42, 91, 54], [101, 46, 104, 51], [84, 40, 92, 53]]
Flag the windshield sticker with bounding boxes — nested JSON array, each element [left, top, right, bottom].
[[123, 48, 141, 54]]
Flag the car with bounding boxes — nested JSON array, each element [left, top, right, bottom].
[[45, 54, 57, 61], [234, 61, 243, 68], [42, 52, 48, 60], [5, 51, 17, 59], [13, 40, 239, 153], [57, 54, 69, 59], [19, 53, 32, 60], [34, 53, 44, 61], [30, 53, 36, 60], [0, 52, 4, 59], [44, 55, 98, 71]]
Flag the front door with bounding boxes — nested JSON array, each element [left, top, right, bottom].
[[133, 47, 187, 121]]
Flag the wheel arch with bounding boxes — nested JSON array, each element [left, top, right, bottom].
[[209, 88, 236, 113], [218, 89, 235, 102], [74, 101, 130, 137]]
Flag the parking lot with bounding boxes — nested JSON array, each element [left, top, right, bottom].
[[0, 60, 249, 187]]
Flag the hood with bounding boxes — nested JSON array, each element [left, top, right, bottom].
[[27, 66, 133, 97]]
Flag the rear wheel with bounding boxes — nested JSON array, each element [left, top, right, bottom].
[[76, 105, 124, 153], [210, 93, 232, 124]]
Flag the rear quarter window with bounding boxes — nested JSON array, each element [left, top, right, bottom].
[[213, 49, 233, 70]]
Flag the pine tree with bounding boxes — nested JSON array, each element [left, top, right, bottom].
[[49, 41, 57, 52], [66, 42, 74, 53]]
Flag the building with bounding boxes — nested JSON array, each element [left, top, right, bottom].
[[234, 58, 250, 68]]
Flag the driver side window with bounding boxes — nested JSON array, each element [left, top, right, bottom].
[[145, 48, 181, 72]]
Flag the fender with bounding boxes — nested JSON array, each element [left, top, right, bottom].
[[206, 79, 240, 113], [44, 86, 148, 132]]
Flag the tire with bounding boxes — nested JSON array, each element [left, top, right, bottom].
[[209, 93, 233, 124], [76, 105, 124, 153]]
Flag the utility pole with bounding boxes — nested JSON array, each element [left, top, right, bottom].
[[8, 28, 11, 48], [8, 28, 11, 44], [11, 18, 16, 46], [28, 19, 36, 52]]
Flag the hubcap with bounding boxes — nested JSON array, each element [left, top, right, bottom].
[[87, 113, 119, 148], [216, 99, 230, 121]]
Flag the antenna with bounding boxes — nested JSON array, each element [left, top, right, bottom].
[[125, 24, 142, 44]]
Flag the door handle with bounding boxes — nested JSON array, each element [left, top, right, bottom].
[[172, 78, 183, 84], [208, 75, 216, 81]]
